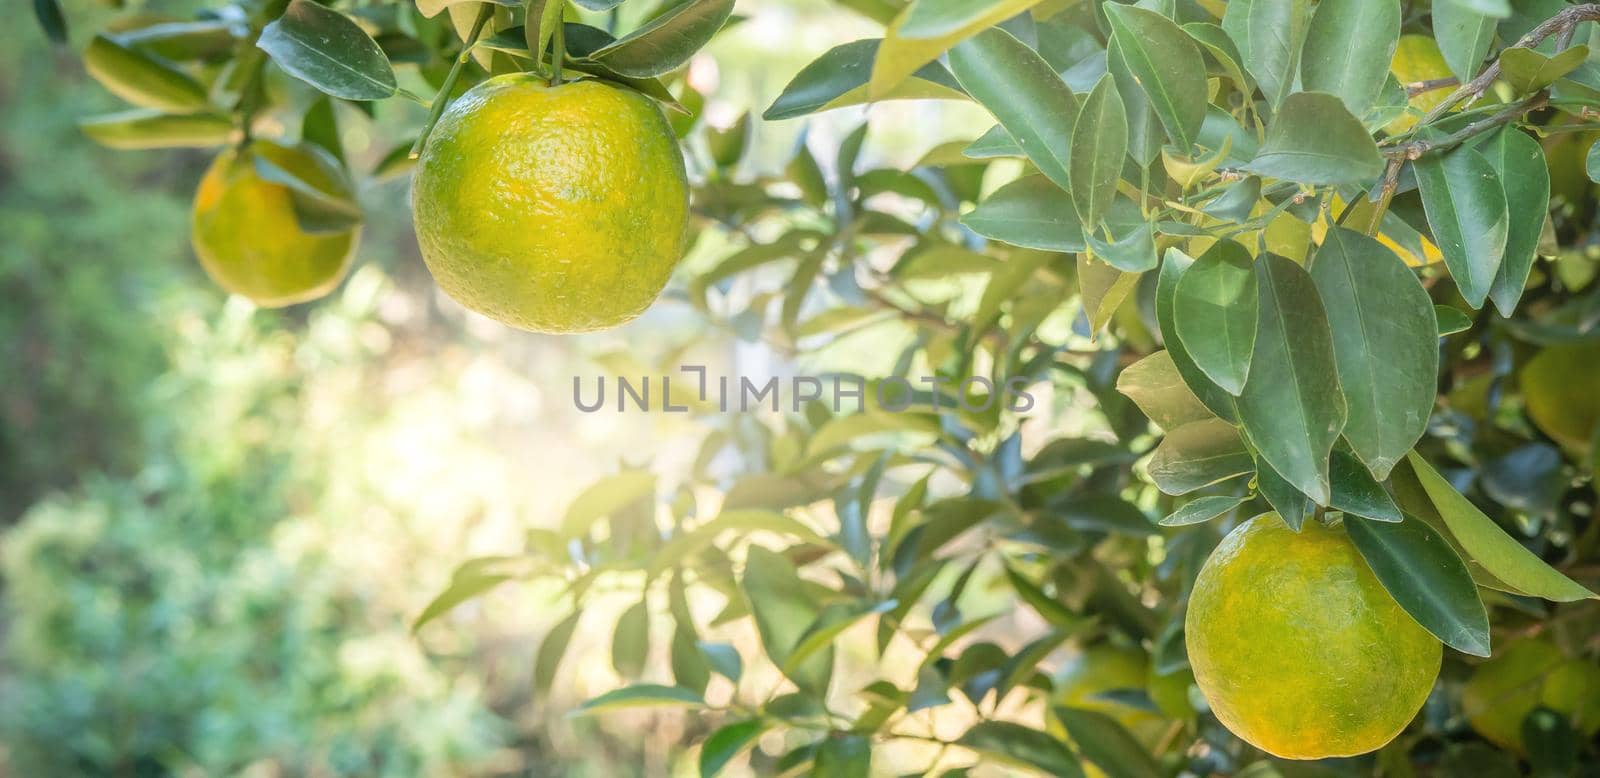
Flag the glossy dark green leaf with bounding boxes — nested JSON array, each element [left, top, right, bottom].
[[1329, 449, 1403, 522], [1156, 249, 1239, 421], [1070, 75, 1128, 227], [1243, 92, 1384, 185], [1436, 305, 1472, 335], [1345, 514, 1490, 656], [1183, 22, 1251, 92], [1406, 453, 1596, 602], [1433, 0, 1496, 82], [957, 721, 1084, 777], [1103, 4, 1206, 150], [1256, 457, 1314, 530], [1236, 254, 1347, 504], [1055, 707, 1163, 778], [1310, 228, 1438, 479], [700, 719, 769, 778], [1161, 494, 1249, 527], [1173, 239, 1257, 395], [1414, 144, 1509, 309], [83, 34, 212, 113], [1105, 37, 1164, 166], [763, 39, 965, 120], [1236, 0, 1312, 111], [742, 546, 835, 694], [1147, 418, 1255, 496], [573, 683, 703, 714], [1086, 218, 1156, 273], [1299, 0, 1400, 116], [949, 28, 1078, 191], [588, 0, 735, 78], [1482, 128, 1549, 317], [963, 124, 1022, 159], [258, 0, 397, 100], [79, 110, 233, 150], [961, 175, 1086, 252]]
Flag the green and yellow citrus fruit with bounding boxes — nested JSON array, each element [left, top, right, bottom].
[[1055, 644, 1168, 743], [1461, 637, 1600, 752], [1186, 514, 1442, 760], [411, 75, 690, 333], [191, 140, 359, 307]]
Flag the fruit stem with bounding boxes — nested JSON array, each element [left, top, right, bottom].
[[550, 4, 566, 87], [408, 3, 495, 160]]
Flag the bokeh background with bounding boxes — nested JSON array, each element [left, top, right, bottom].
[[0, 1, 1002, 774]]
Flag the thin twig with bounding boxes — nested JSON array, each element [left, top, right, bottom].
[[408, 3, 494, 159], [1405, 77, 1459, 97]]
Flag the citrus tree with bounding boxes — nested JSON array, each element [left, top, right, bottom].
[[50, 0, 1600, 773]]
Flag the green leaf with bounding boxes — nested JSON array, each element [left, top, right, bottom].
[[534, 610, 581, 697], [33, 0, 67, 45], [1242, 92, 1385, 185], [1236, 254, 1347, 504], [1103, 4, 1207, 151], [813, 732, 872, 777], [1406, 453, 1597, 601], [1415, 144, 1509, 309], [1256, 457, 1314, 530], [79, 110, 233, 150], [1184, 22, 1252, 93], [1070, 75, 1128, 227], [763, 39, 966, 121], [1310, 228, 1438, 479], [1436, 305, 1473, 335], [561, 470, 656, 537], [1160, 494, 1249, 527], [258, 0, 397, 101], [1003, 563, 1082, 628], [700, 719, 769, 778], [783, 600, 897, 676], [1055, 707, 1163, 778], [699, 641, 743, 682], [612, 598, 650, 678], [1299, 0, 1400, 116], [1173, 239, 1257, 395], [1345, 514, 1491, 656], [1105, 37, 1164, 166], [868, 0, 1048, 99], [249, 151, 363, 234], [948, 28, 1078, 191], [957, 721, 1084, 777], [83, 34, 211, 113], [1116, 351, 1214, 432], [651, 510, 826, 577], [1589, 138, 1600, 184], [1329, 449, 1403, 522], [1433, 0, 1497, 82], [1147, 418, 1255, 496], [574, 683, 703, 715], [743, 547, 835, 694], [587, 0, 735, 78], [963, 124, 1022, 159], [960, 175, 1085, 252], [1085, 218, 1156, 273], [1237, 0, 1313, 111], [411, 556, 520, 631], [1481, 127, 1549, 316], [1054, 495, 1158, 537], [1156, 249, 1238, 421], [1078, 256, 1141, 336], [1499, 45, 1590, 93]]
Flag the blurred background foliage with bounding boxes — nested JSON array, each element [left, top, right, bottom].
[[0, 0, 946, 774]]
